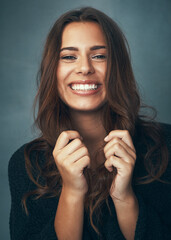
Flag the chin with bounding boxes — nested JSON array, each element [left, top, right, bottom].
[[69, 102, 107, 112]]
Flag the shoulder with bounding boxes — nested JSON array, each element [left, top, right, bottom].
[[8, 144, 27, 177], [159, 122, 171, 146], [8, 143, 31, 197], [8, 142, 44, 191], [8, 141, 46, 174], [8, 141, 47, 192], [136, 121, 171, 148], [159, 123, 171, 177], [159, 122, 171, 132], [134, 121, 171, 179]]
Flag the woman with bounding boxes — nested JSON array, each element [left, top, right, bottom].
[[8, 7, 171, 240]]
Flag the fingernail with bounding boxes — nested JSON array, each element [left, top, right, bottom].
[[104, 136, 109, 141]]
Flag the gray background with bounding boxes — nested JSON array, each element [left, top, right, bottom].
[[0, 0, 171, 239]]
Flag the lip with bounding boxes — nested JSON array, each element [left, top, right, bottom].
[[68, 80, 102, 96], [69, 80, 101, 85]]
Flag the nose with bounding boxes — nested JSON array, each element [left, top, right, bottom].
[[76, 55, 94, 75]]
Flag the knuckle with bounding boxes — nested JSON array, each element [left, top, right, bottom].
[[52, 149, 59, 160], [60, 131, 68, 139], [125, 155, 134, 164], [104, 161, 108, 167], [74, 138, 82, 146], [69, 166, 75, 175], [104, 151, 108, 158], [103, 145, 107, 154], [83, 155, 87, 160], [114, 142, 121, 150], [84, 155, 90, 164], [126, 161, 134, 171], [132, 152, 136, 160], [109, 130, 115, 135], [109, 155, 114, 162], [62, 159, 69, 169], [82, 146, 88, 155], [52, 149, 55, 157], [56, 151, 62, 162], [123, 130, 129, 136], [113, 137, 120, 143]]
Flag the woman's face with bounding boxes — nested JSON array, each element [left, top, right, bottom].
[[56, 21, 107, 112]]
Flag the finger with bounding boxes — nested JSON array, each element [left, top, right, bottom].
[[58, 138, 84, 160], [64, 146, 89, 164], [105, 155, 133, 175], [104, 143, 135, 164], [104, 130, 135, 152], [104, 138, 136, 160], [55, 131, 82, 151], [74, 155, 91, 171]]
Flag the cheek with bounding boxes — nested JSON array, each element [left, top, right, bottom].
[[56, 64, 74, 83], [56, 67, 64, 97], [56, 64, 64, 83], [56, 65, 74, 99], [95, 62, 107, 76], [56, 65, 67, 89], [96, 67, 107, 85]]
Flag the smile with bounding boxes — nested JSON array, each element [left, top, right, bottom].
[[70, 84, 98, 91], [69, 82, 102, 96]]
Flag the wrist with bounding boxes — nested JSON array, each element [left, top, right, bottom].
[[112, 192, 139, 240], [113, 193, 139, 218], [112, 190, 137, 206], [61, 186, 86, 203]]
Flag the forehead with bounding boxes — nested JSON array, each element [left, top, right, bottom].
[[61, 21, 107, 47]]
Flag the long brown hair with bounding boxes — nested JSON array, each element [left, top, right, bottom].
[[23, 7, 169, 233]]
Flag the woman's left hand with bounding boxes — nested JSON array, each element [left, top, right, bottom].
[[104, 130, 136, 202]]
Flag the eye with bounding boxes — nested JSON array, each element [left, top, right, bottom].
[[60, 55, 77, 62], [92, 54, 107, 61]]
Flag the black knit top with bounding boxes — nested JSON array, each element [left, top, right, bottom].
[[8, 123, 171, 239]]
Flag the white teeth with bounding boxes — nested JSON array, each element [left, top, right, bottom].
[[71, 84, 98, 91]]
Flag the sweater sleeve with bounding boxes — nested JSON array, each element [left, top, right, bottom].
[[134, 191, 171, 240], [101, 200, 126, 240], [101, 179, 171, 240], [134, 123, 171, 240], [100, 123, 171, 240], [8, 145, 58, 240]]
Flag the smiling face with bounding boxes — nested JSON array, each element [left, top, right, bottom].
[[56, 21, 107, 112]]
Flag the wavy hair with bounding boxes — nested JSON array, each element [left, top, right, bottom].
[[23, 7, 169, 234]]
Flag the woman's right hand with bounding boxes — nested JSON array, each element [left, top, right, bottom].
[[53, 131, 90, 197]]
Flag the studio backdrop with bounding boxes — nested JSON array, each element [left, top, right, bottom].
[[0, 0, 170, 239]]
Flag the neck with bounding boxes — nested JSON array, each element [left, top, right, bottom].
[[70, 109, 106, 147], [70, 108, 107, 169]]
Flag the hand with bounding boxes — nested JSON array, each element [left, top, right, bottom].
[[53, 131, 90, 197], [104, 130, 136, 202]]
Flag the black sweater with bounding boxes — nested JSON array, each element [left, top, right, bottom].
[[8, 123, 171, 239]]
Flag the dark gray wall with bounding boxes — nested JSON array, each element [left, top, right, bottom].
[[1, 0, 171, 239]]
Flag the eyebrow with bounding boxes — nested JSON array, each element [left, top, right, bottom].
[[60, 45, 107, 52]]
